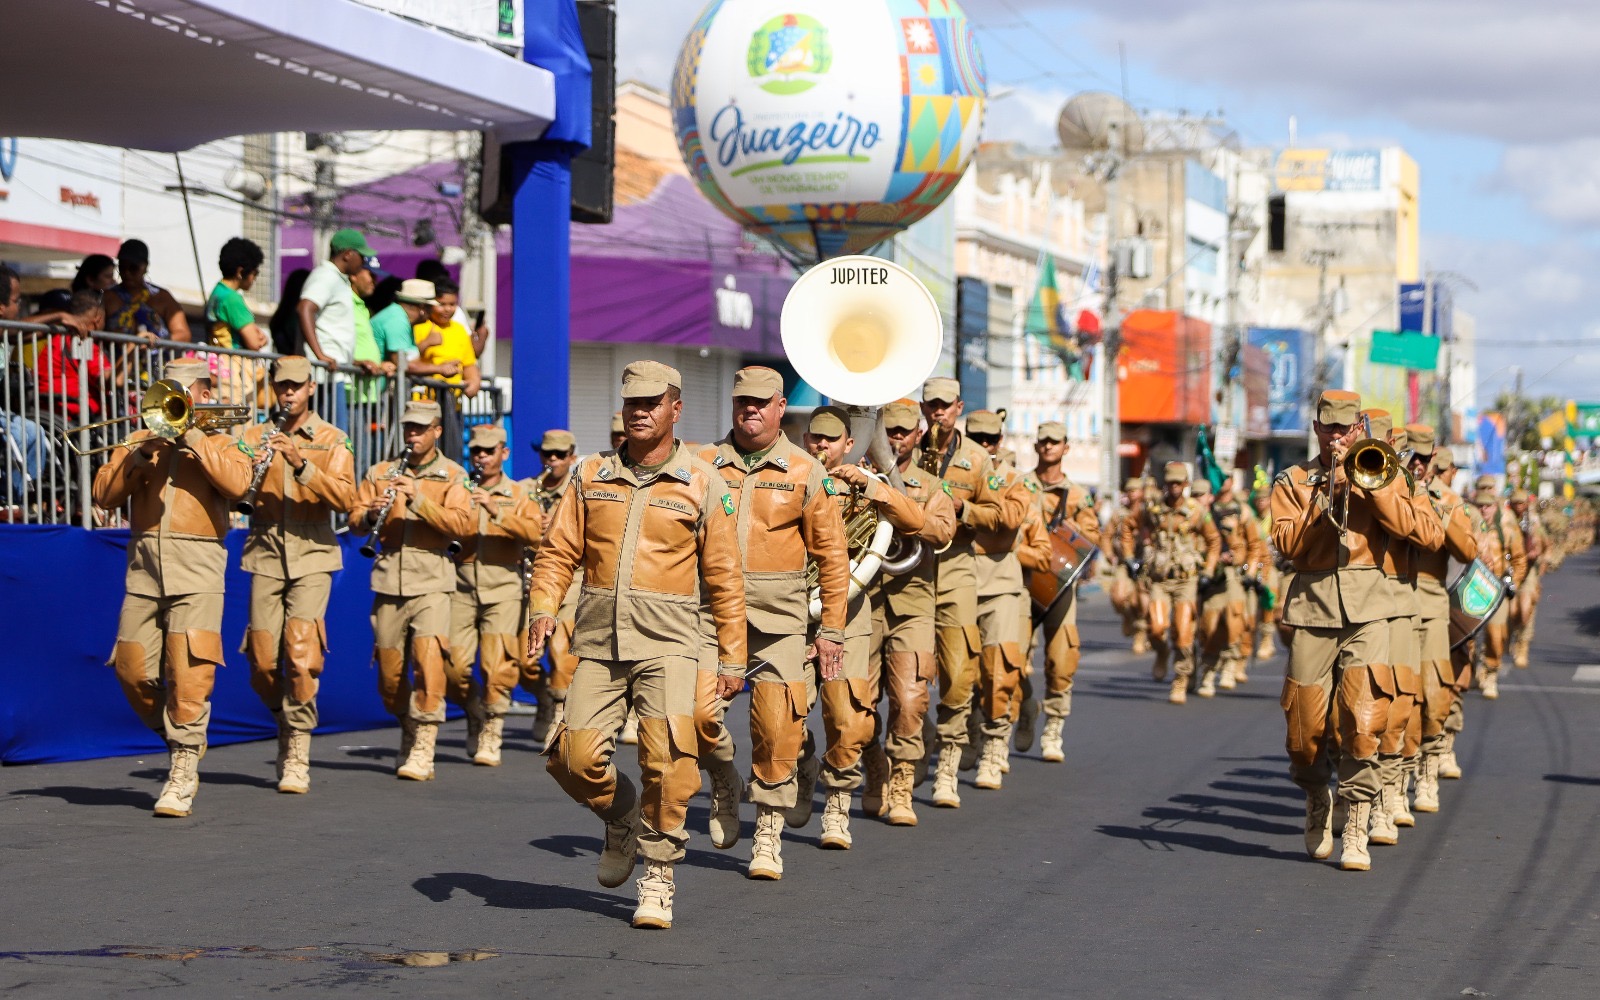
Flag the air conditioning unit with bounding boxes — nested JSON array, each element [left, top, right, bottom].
[[1115, 239, 1153, 280]]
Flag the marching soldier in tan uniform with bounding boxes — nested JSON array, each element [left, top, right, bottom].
[[521, 429, 580, 745], [1121, 462, 1220, 705], [1507, 488, 1547, 669], [349, 400, 474, 781], [1468, 474, 1526, 700], [610, 411, 626, 450], [915, 379, 1024, 807], [1249, 483, 1283, 662], [1196, 474, 1265, 697], [1271, 390, 1421, 871], [1108, 478, 1151, 655], [530, 360, 747, 929], [693, 366, 850, 879], [1403, 424, 1478, 813], [959, 410, 1036, 790], [93, 357, 253, 816], [801, 406, 936, 845], [1431, 449, 1474, 779], [832, 399, 956, 826], [237, 355, 356, 794], [449, 425, 543, 766], [1230, 476, 1273, 683]]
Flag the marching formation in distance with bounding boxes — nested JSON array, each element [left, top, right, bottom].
[[93, 334, 1591, 926]]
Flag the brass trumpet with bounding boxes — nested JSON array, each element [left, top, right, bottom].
[[70, 379, 251, 456], [1344, 435, 1401, 491]]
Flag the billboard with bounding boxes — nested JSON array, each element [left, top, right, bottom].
[[1273, 149, 1382, 192], [1119, 310, 1211, 425], [1398, 281, 1453, 338], [1247, 327, 1308, 434]]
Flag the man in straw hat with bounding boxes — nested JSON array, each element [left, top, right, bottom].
[[349, 399, 474, 781], [529, 360, 747, 929], [1270, 390, 1423, 872], [237, 355, 357, 794], [93, 357, 254, 817]]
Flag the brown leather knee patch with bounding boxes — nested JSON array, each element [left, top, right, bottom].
[[184, 629, 226, 668], [886, 653, 930, 739], [112, 641, 161, 723], [282, 619, 323, 705], [636, 716, 700, 835], [821, 678, 875, 772], [1338, 665, 1390, 760], [750, 681, 805, 785], [1392, 664, 1420, 697], [167, 633, 218, 727], [410, 637, 447, 715], [375, 647, 409, 716], [1281, 678, 1328, 770], [693, 669, 727, 758], [980, 646, 1022, 724], [545, 725, 619, 815], [245, 628, 278, 674]]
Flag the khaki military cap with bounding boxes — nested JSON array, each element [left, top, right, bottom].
[[1510, 487, 1532, 503], [1123, 477, 1143, 492], [272, 355, 312, 383], [965, 410, 1003, 436], [401, 399, 442, 425], [1317, 390, 1361, 426], [882, 401, 920, 431], [732, 365, 783, 399], [922, 377, 961, 404], [163, 357, 211, 389], [1474, 473, 1497, 492], [1391, 428, 1410, 453], [1472, 480, 1501, 505], [1432, 450, 1456, 473], [1405, 424, 1435, 455], [468, 424, 507, 449], [1190, 477, 1213, 496], [1037, 421, 1066, 442], [621, 360, 681, 398], [541, 429, 576, 452], [808, 405, 849, 438], [1360, 408, 1393, 441], [610, 412, 625, 434], [1163, 461, 1191, 484]]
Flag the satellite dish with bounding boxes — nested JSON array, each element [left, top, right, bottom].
[[1056, 91, 1144, 156]]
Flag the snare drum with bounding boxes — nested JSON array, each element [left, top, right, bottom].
[[1447, 558, 1508, 649], [1027, 523, 1101, 616]]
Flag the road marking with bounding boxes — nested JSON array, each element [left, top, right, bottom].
[[1571, 665, 1600, 683]]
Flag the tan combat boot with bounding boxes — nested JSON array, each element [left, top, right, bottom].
[[1413, 755, 1441, 812], [278, 730, 311, 794], [1368, 785, 1399, 846], [632, 861, 674, 930], [1218, 661, 1237, 691], [1168, 678, 1188, 705], [542, 700, 566, 750], [396, 722, 438, 781], [1332, 795, 1348, 835], [1481, 670, 1499, 700], [974, 737, 1005, 790], [619, 708, 639, 745], [885, 761, 918, 826], [931, 743, 962, 808], [820, 789, 853, 849], [1234, 657, 1250, 684], [474, 716, 504, 767], [1040, 717, 1066, 763], [1131, 631, 1150, 656], [748, 805, 785, 880], [915, 716, 937, 787], [706, 758, 743, 850], [1303, 786, 1333, 859], [1151, 648, 1169, 682], [785, 753, 822, 828], [397, 717, 417, 765], [274, 722, 291, 783], [1391, 770, 1415, 827], [1197, 668, 1217, 698], [999, 737, 1012, 775], [960, 711, 981, 771], [531, 697, 556, 747], [597, 803, 641, 888], [1439, 749, 1462, 780], [153, 743, 201, 818], [1340, 799, 1372, 871], [1014, 698, 1039, 753], [861, 741, 890, 817], [1255, 631, 1276, 661]]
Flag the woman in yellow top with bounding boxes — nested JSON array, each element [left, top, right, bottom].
[[413, 279, 481, 398]]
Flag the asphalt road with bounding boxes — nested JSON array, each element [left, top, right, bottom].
[[6, 555, 1600, 998]]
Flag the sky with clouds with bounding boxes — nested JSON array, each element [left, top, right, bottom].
[[617, 0, 1598, 404]]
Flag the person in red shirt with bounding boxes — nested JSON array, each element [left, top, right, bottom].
[[36, 290, 120, 419]]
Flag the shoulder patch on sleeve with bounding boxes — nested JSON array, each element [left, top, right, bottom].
[[722, 494, 735, 516], [822, 476, 838, 496], [941, 480, 953, 496], [1024, 479, 1039, 493], [235, 440, 254, 457], [987, 474, 1004, 491]]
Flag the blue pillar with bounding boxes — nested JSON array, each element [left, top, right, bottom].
[[508, 142, 572, 476]]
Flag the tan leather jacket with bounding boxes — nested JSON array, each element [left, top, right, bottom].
[[349, 452, 474, 597], [237, 412, 356, 578], [1211, 499, 1268, 576], [1120, 497, 1221, 582], [531, 442, 748, 674], [1270, 458, 1419, 627], [1415, 481, 1478, 600], [867, 466, 956, 618], [914, 430, 1016, 551], [456, 475, 544, 605], [1024, 471, 1102, 548], [699, 435, 849, 643], [1016, 499, 1053, 574], [1475, 502, 1528, 586], [92, 427, 254, 596]]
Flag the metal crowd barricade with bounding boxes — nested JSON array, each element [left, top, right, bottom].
[[0, 319, 509, 529]]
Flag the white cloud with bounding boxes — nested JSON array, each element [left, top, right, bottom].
[[1495, 139, 1600, 229]]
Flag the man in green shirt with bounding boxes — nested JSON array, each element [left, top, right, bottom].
[[204, 238, 267, 350]]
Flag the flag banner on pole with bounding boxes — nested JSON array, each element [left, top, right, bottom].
[[1026, 254, 1086, 380]]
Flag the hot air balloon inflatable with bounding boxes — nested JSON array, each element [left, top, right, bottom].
[[672, 0, 988, 267]]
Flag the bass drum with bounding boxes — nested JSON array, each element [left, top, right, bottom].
[[1447, 557, 1508, 649], [1027, 524, 1101, 616]]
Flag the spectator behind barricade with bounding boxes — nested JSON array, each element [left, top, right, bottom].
[[36, 290, 121, 420], [204, 238, 268, 350], [103, 239, 191, 343], [297, 228, 375, 432], [348, 264, 395, 406], [1, 265, 50, 507], [269, 268, 310, 357], [373, 278, 434, 379], [71, 254, 117, 295], [417, 258, 490, 358], [413, 279, 480, 399]]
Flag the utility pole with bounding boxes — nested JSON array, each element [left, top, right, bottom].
[[1099, 125, 1124, 496], [307, 133, 338, 257], [1303, 248, 1338, 458]]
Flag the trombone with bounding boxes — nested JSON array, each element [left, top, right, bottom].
[[68, 379, 252, 456], [1343, 415, 1402, 492]]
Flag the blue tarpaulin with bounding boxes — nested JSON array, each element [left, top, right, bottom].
[[0, 526, 477, 765]]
